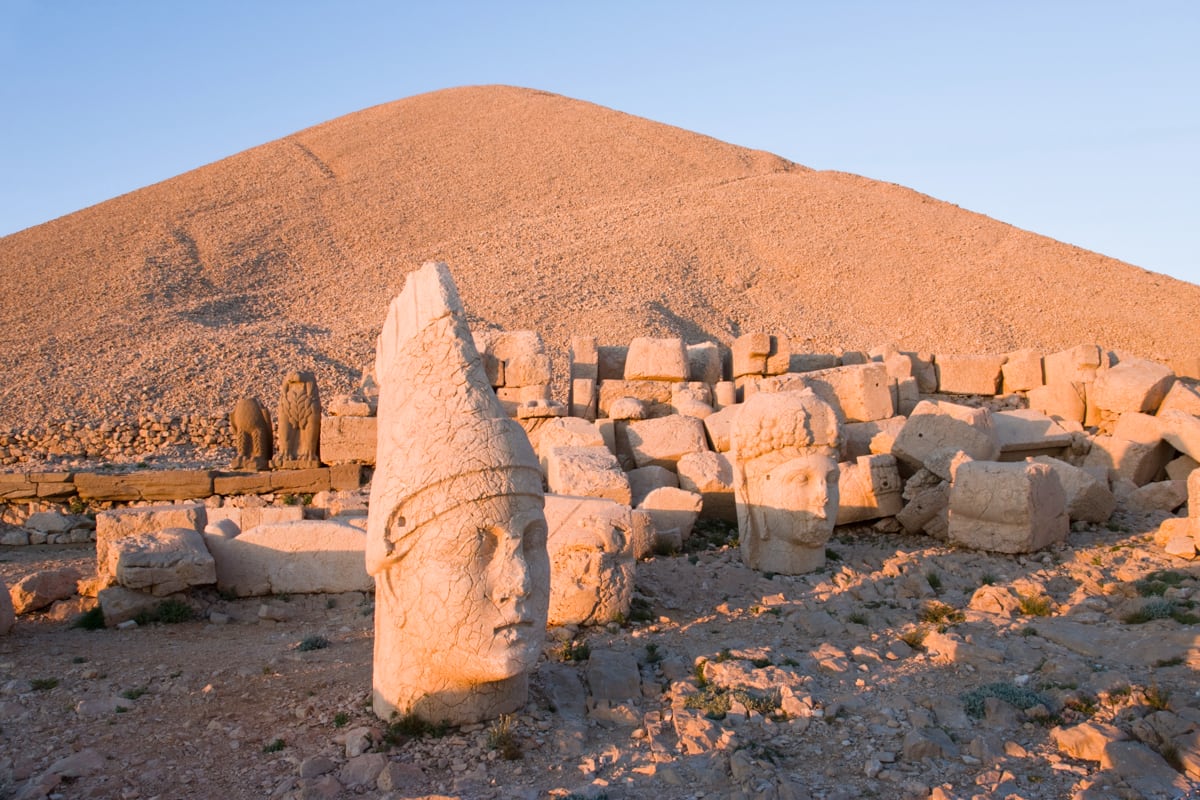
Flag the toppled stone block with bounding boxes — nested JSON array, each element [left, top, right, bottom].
[[626, 414, 709, 470], [206, 504, 305, 533], [948, 461, 1068, 553], [624, 337, 688, 381], [98, 585, 184, 627], [1113, 411, 1166, 444], [703, 405, 737, 452], [1158, 381, 1200, 417], [1001, 348, 1044, 393], [319, 415, 377, 465], [677, 451, 736, 523], [1044, 344, 1109, 385], [992, 409, 1073, 460], [204, 520, 371, 597], [570, 336, 599, 381], [1083, 435, 1173, 487], [841, 416, 907, 461], [536, 417, 607, 473], [9, 566, 82, 614], [597, 380, 674, 418], [504, 353, 552, 387], [544, 495, 634, 627], [113, 527, 216, 596], [569, 378, 597, 420], [1090, 359, 1175, 431], [1160, 409, 1200, 462], [96, 503, 207, 587], [638, 487, 703, 542], [1030, 456, 1116, 524], [837, 454, 902, 525], [732, 332, 788, 378], [687, 342, 724, 384], [1128, 480, 1188, 514], [758, 362, 893, 423], [671, 384, 714, 419], [934, 354, 1005, 395], [626, 466, 678, 507], [891, 400, 1000, 470], [1027, 381, 1086, 424], [896, 482, 949, 537], [545, 446, 632, 506], [1165, 454, 1199, 482]]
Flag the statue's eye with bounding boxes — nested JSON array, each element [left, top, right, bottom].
[[522, 518, 547, 553]]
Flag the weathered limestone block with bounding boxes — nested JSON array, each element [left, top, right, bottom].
[[1090, 359, 1175, 431], [367, 262, 549, 726], [758, 363, 893, 423], [624, 337, 688, 381], [212, 471, 273, 495], [204, 519, 372, 596], [9, 567, 82, 614], [896, 482, 950, 537], [1083, 435, 1173, 487], [597, 345, 628, 381], [993, 410, 1073, 460], [1044, 344, 1109, 386], [836, 454, 902, 525], [1158, 381, 1200, 417], [841, 416, 907, 462], [948, 461, 1068, 553], [934, 354, 1005, 395], [325, 393, 374, 417], [278, 371, 322, 469], [1192, 468, 1200, 517], [626, 414, 709, 471], [676, 451, 736, 523], [0, 474, 37, 500], [606, 397, 648, 421], [1156, 518, 1197, 559], [96, 503, 207, 588], [1165, 454, 1199, 482], [713, 381, 737, 409], [319, 416, 377, 465], [1027, 382, 1087, 424], [703, 405, 737, 452], [626, 466, 678, 508], [892, 376, 921, 417], [229, 397, 273, 471], [569, 378, 597, 420], [206, 504, 305, 534], [545, 446, 632, 506], [113, 527, 216, 596], [1160, 409, 1200, 462], [33, 473, 76, 500], [597, 380, 674, 418], [1001, 349, 1044, 393], [789, 353, 840, 373], [732, 332, 778, 378], [872, 347, 937, 393], [504, 353, 552, 388], [544, 495, 634, 627], [269, 468, 332, 494], [891, 400, 1000, 470], [536, 417, 606, 473], [570, 336, 599, 381], [0, 578, 13, 635], [1113, 411, 1165, 444], [639, 487, 703, 543], [671, 384, 714, 419], [1031, 456, 1116, 524], [687, 342, 724, 384], [1128, 480, 1188, 514], [76, 470, 214, 502], [733, 389, 840, 574], [97, 585, 188, 627], [629, 509, 655, 559]]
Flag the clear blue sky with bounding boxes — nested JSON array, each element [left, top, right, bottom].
[[2, 1, 1197, 285]]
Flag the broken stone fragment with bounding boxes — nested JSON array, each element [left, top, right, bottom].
[[947, 460, 1068, 553]]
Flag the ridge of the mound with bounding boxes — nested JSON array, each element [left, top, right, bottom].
[[2, 84, 1198, 430]]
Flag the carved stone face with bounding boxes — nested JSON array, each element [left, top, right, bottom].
[[546, 504, 633, 627], [390, 492, 550, 684], [745, 452, 839, 547]]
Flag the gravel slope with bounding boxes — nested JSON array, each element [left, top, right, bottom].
[[2, 84, 1197, 429]]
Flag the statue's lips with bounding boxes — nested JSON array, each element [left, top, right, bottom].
[[493, 619, 532, 636]]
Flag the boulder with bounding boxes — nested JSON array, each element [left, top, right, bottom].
[[896, 482, 950, 537], [891, 400, 1000, 470], [112, 527, 216, 596], [731, 332, 788, 378], [934, 354, 1005, 395], [638, 487, 703, 542], [702, 405, 737, 452], [95, 503, 207, 588], [841, 416, 907, 461], [1027, 381, 1086, 424], [9, 566, 82, 614], [1089, 358, 1175, 430], [948, 461, 1068, 553], [545, 446, 632, 505], [686, 342, 724, 384], [1157, 381, 1200, 417], [535, 417, 607, 473], [626, 414, 709, 470], [1127, 480, 1188, 514], [1160, 409, 1200, 462], [1083, 435, 1173, 487], [992, 409, 1073, 460], [676, 451, 736, 523], [204, 519, 372, 597], [1043, 344, 1109, 385]]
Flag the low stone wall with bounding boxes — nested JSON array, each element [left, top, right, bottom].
[[0, 414, 232, 466]]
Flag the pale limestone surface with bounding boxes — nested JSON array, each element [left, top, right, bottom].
[[95, 503, 207, 588], [1043, 344, 1109, 386], [841, 416, 907, 461], [545, 446, 632, 506], [319, 416, 377, 465], [113, 527, 216, 596], [1001, 348, 1044, 393], [702, 405, 737, 452], [756, 362, 893, 423], [367, 262, 548, 725], [8, 566, 81, 614], [535, 417, 606, 473], [625, 414, 709, 471], [229, 397, 273, 471], [992, 409, 1073, 459], [733, 389, 840, 574], [676, 450, 736, 523], [1160, 409, 1200, 462], [1027, 381, 1086, 424], [1030, 456, 1116, 524], [948, 461, 1068, 553], [1090, 359, 1175, 431], [1158, 381, 1200, 417], [278, 371, 322, 469], [836, 454, 902, 525], [1083, 435, 1173, 487], [204, 520, 373, 597], [686, 342, 723, 384], [891, 400, 1000, 470], [624, 337, 688, 381], [934, 354, 1005, 395], [626, 466, 679, 507], [543, 494, 634, 627], [638, 486, 703, 544]]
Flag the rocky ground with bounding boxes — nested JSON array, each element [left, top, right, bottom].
[[3, 507, 1199, 800]]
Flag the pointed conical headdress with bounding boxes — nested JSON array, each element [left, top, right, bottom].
[[366, 262, 544, 575]]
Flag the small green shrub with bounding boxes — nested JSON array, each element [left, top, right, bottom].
[[1017, 593, 1054, 617], [847, 611, 869, 626], [559, 640, 590, 662], [750, 657, 772, 669], [31, 678, 59, 691], [121, 687, 147, 701], [487, 713, 522, 760], [919, 600, 964, 627], [333, 711, 350, 728], [1123, 597, 1174, 624], [715, 648, 732, 663], [1145, 684, 1171, 711], [979, 573, 997, 586], [72, 606, 106, 630], [382, 712, 448, 746], [825, 548, 842, 562], [262, 738, 285, 753], [297, 635, 330, 652], [629, 596, 654, 623], [900, 627, 927, 651], [135, 598, 195, 625], [693, 659, 709, 689], [643, 643, 662, 664], [961, 683, 1049, 718], [925, 571, 943, 593], [1135, 570, 1187, 597]]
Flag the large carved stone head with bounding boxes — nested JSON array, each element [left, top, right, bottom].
[[733, 389, 840, 574], [367, 262, 550, 725]]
